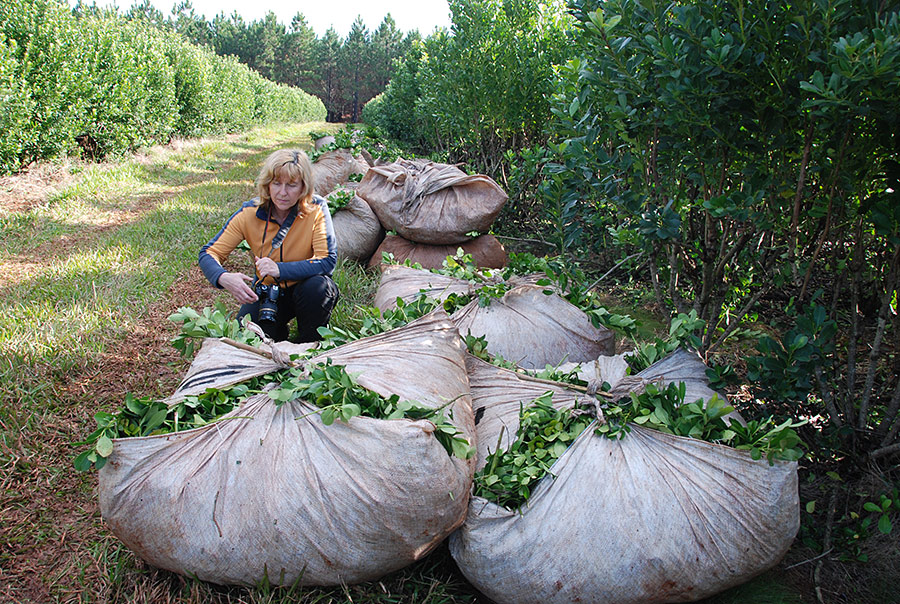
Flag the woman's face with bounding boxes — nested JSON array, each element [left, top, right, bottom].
[[268, 173, 302, 215]]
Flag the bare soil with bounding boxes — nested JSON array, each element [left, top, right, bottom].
[[0, 158, 83, 214]]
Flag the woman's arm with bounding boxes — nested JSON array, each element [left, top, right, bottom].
[[199, 203, 258, 295]]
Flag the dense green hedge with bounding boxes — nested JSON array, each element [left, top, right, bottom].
[[362, 0, 573, 174], [0, 0, 325, 173]]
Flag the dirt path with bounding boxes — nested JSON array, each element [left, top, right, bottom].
[[0, 142, 260, 603]]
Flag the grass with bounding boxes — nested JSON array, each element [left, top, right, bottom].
[[0, 127, 307, 379], [330, 256, 381, 332], [0, 121, 812, 604]]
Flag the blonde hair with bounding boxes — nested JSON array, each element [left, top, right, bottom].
[[255, 149, 316, 216]]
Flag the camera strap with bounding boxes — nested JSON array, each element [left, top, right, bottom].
[[259, 206, 297, 289], [268, 209, 297, 254]]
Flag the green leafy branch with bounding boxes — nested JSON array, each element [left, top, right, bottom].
[[473, 392, 594, 510], [596, 381, 807, 464], [440, 251, 640, 333], [270, 360, 474, 460], [862, 490, 896, 536], [624, 310, 705, 373], [325, 188, 356, 213], [429, 252, 511, 307], [73, 375, 278, 472], [168, 302, 262, 359], [315, 295, 444, 351]]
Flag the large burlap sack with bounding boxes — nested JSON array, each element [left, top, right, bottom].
[[449, 354, 799, 604], [451, 283, 614, 369], [314, 135, 335, 150], [99, 312, 476, 587], [367, 234, 508, 270], [357, 158, 507, 245], [313, 149, 369, 196], [332, 194, 385, 263], [374, 265, 609, 369]]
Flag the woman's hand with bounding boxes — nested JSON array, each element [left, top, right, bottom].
[[255, 256, 280, 280], [218, 272, 258, 304]]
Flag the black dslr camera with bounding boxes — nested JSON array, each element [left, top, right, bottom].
[[253, 280, 280, 323]]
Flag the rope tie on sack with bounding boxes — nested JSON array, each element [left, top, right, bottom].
[[606, 375, 662, 400], [585, 379, 604, 397], [579, 385, 606, 424], [244, 322, 294, 368]]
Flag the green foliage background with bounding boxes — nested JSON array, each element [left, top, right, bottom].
[[156, 3, 417, 125], [364, 0, 573, 176], [362, 1, 900, 596], [0, 0, 325, 172]]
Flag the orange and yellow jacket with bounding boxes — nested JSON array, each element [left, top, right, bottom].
[[199, 196, 336, 289]]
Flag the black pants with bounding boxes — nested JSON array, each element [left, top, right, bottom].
[[238, 274, 339, 343]]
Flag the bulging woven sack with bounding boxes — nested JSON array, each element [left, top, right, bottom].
[[449, 354, 799, 604], [314, 135, 335, 150], [333, 194, 385, 263], [357, 158, 507, 245], [313, 149, 368, 196], [99, 312, 475, 587], [368, 234, 508, 270], [451, 283, 615, 369], [373, 265, 613, 370]]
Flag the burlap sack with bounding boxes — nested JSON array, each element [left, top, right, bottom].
[[451, 283, 615, 369], [373, 266, 554, 312], [99, 312, 475, 587], [374, 265, 612, 369], [357, 158, 507, 245], [367, 234, 508, 270], [449, 354, 799, 604], [333, 194, 385, 263], [314, 135, 335, 150], [373, 264, 475, 310], [313, 149, 369, 196]]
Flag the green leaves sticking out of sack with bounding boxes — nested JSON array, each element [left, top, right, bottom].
[[74, 377, 274, 472], [597, 381, 806, 464], [270, 359, 474, 461], [97, 311, 476, 588], [474, 391, 593, 510], [374, 254, 616, 370], [451, 351, 801, 604]]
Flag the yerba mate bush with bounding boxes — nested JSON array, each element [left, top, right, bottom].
[[0, 0, 324, 171]]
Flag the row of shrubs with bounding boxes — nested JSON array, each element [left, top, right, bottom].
[[0, 0, 326, 174]]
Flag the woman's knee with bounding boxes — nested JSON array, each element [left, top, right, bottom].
[[292, 275, 339, 315]]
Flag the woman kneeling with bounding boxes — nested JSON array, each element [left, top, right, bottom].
[[199, 149, 339, 342]]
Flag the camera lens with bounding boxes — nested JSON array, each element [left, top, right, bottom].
[[256, 282, 279, 323]]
